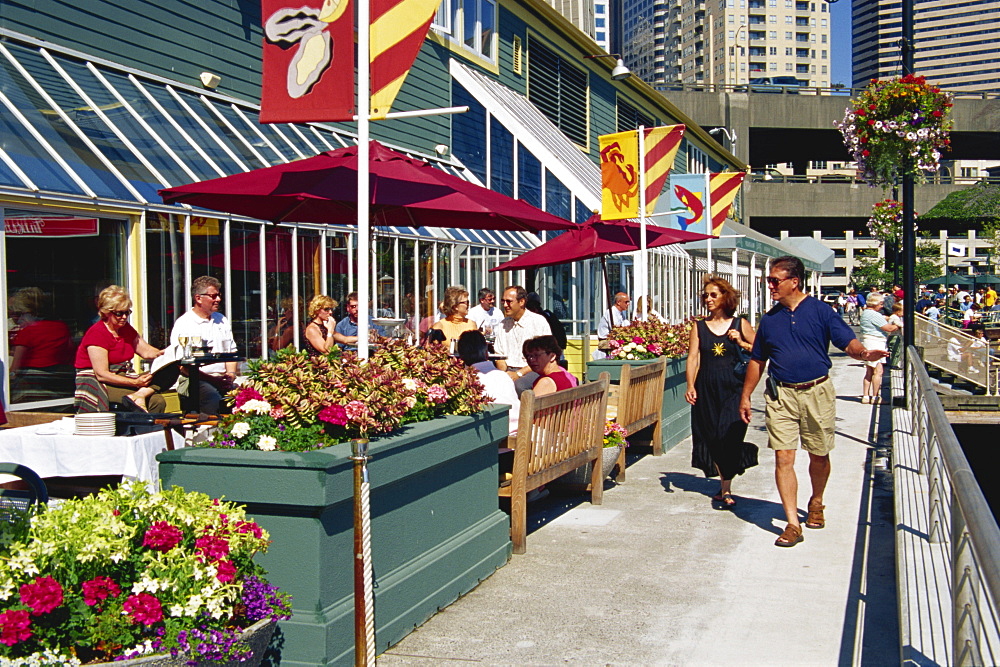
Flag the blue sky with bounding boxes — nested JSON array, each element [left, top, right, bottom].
[[830, 0, 851, 86]]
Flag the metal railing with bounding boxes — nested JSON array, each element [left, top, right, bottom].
[[913, 313, 998, 395], [906, 345, 1000, 665]]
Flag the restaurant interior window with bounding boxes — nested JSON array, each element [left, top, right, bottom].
[[265, 227, 295, 356], [297, 228, 323, 342], [145, 213, 187, 349], [229, 221, 264, 359], [400, 239, 417, 338], [375, 236, 396, 318], [326, 231, 351, 318], [5, 209, 124, 407], [187, 214, 226, 343], [418, 241, 437, 339]]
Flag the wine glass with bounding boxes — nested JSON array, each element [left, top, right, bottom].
[[190, 335, 203, 356], [177, 335, 190, 360]]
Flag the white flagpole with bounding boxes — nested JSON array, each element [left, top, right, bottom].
[[357, 0, 371, 360], [704, 173, 712, 276], [637, 126, 647, 321]]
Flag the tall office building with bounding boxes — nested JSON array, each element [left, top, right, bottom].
[[543, 0, 597, 42], [620, 0, 832, 86], [853, 0, 1000, 91]]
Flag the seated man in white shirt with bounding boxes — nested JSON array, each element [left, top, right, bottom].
[[467, 287, 504, 332], [493, 286, 552, 394], [170, 276, 238, 414], [457, 330, 519, 436], [597, 292, 631, 339]]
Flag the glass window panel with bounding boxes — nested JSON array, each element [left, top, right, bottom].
[[238, 107, 306, 161], [6, 210, 124, 406], [190, 97, 271, 169], [264, 226, 295, 356], [517, 146, 541, 208], [437, 243, 451, 297], [0, 50, 130, 199], [417, 241, 437, 339], [215, 104, 286, 166], [490, 122, 513, 197], [297, 229, 323, 336], [99, 68, 219, 181], [137, 82, 243, 175], [229, 221, 264, 358], [58, 59, 194, 189], [145, 212, 187, 349], [545, 170, 572, 221], [12, 47, 162, 201], [481, 0, 496, 54], [325, 231, 351, 320], [0, 155, 28, 188], [188, 213, 226, 307], [451, 82, 486, 182], [464, 0, 477, 50], [266, 124, 317, 159], [400, 239, 417, 338], [575, 198, 592, 224], [375, 236, 396, 317], [307, 126, 336, 151]]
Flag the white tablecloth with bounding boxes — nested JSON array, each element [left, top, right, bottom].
[[0, 418, 183, 488]]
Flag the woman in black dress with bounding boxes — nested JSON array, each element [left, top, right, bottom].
[[685, 276, 756, 508], [303, 295, 337, 356]]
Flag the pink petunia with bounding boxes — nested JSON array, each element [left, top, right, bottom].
[[233, 387, 264, 409], [82, 576, 121, 606], [426, 386, 448, 404], [143, 521, 184, 553], [19, 577, 63, 616], [123, 593, 163, 625], [236, 520, 263, 539], [345, 400, 369, 421], [0, 609, 31, 646], [215, 559, 237, 583], [195, 535, 230, 562]]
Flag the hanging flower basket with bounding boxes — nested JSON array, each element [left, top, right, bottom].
[[868, 198, 919, 245], [835, 74, 953, 186]]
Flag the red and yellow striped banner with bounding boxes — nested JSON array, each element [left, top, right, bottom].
[[709, 172, 746, 234], [370, 0, 440, 119], [643, 124, 685, 215]]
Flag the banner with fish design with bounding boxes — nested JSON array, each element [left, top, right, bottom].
[[667, 173, 711, 235]]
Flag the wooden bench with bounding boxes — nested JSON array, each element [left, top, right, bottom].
[[611, 358, 667, 483], [499, 373, 610, 554]]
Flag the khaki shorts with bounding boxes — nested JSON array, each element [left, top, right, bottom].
[[765, 378, 836, 456]]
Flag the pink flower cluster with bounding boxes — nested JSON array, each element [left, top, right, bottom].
[[0, 609, 31, 646], [233, 387, 264, 409], [426, 386, 448, 404], [195, 535, 230, 563], [82, 576, 121, 607], [19, 577, 63, 616], [123, 592, 163, 625], [345, 400, 368, 421], [318, 404, 348, 426], [143, 521, 184, 553]]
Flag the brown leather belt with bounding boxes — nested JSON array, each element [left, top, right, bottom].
[[776, 375, 829, 390]]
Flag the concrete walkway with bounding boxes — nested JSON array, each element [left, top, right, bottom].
[[379, 351, 899, 666]]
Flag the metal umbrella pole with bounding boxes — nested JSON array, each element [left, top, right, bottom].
[[352, 438, 375, 666]]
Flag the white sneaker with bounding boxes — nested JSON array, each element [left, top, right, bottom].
[[969, 367, 980, 373], [861, 396, 871, 404]]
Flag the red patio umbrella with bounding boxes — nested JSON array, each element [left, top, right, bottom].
[[158, 141, 575, 233], [490, 214, 714, 310]]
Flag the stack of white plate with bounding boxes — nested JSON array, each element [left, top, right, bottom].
[[74, 412, 116, 437]]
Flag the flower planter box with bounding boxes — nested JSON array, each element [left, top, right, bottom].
[[106, 618, 275, 667], [585, 358, 689, 453], [157, 406, 511, 666]]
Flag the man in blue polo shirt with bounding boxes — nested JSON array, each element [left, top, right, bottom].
[[739, 256, 888, 548]]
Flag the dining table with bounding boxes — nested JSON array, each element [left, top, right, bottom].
[[0, 417, 183, 493]]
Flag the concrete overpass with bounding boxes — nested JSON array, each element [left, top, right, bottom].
[[658, 85, 1000, 168]]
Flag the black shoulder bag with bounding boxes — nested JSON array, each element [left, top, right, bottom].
[[731, 316, 751, 381]]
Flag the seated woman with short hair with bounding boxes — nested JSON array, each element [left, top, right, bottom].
[[522, 335, 578, 397], [74, 285, 172, 413]]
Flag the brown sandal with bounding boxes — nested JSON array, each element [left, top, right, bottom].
[[774, 523, 803, 547], [805, 501, 826, 529]]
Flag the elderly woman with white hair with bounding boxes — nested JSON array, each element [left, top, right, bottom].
[[859, 291, 899, 404]]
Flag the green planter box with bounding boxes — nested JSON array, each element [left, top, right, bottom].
[[586, 357, 689, 453], [157, 406, 512, 666]]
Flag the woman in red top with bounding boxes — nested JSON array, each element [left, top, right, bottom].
[[523, 335, 578, 397], [74, 285, 168, 413]]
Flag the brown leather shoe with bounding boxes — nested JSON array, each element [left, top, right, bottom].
[[805, 501, 826, 529], [775, 523, 803, 547]]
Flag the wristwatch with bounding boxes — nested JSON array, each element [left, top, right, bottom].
[[515, 370, 524, 378]]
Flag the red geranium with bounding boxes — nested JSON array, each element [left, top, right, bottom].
[[123, 593, 163, 625], [82, 576, 122, 606], [195, 535, 230, 562], [19, 576, 63, 616], [236, 520, 263, 539], [143, 521, 184, 553], [0, 609, 32, 646], [215, 559, 238, 583], [318, 404, 348, 426]]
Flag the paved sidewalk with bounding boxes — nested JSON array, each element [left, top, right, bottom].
[[379, 351, 898, 666]]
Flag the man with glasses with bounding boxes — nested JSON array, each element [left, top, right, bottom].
[[170, 275, 238, 414], [493, 285, 552, 393], [739, 256, 887, 548], [333, 292, 386, 351], [467, 288, 503, 332]]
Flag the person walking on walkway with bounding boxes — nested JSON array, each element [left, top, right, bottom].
[[859, 293, 898, 404], [739, 256, 887, 548], [685, 276, 757, 509]]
